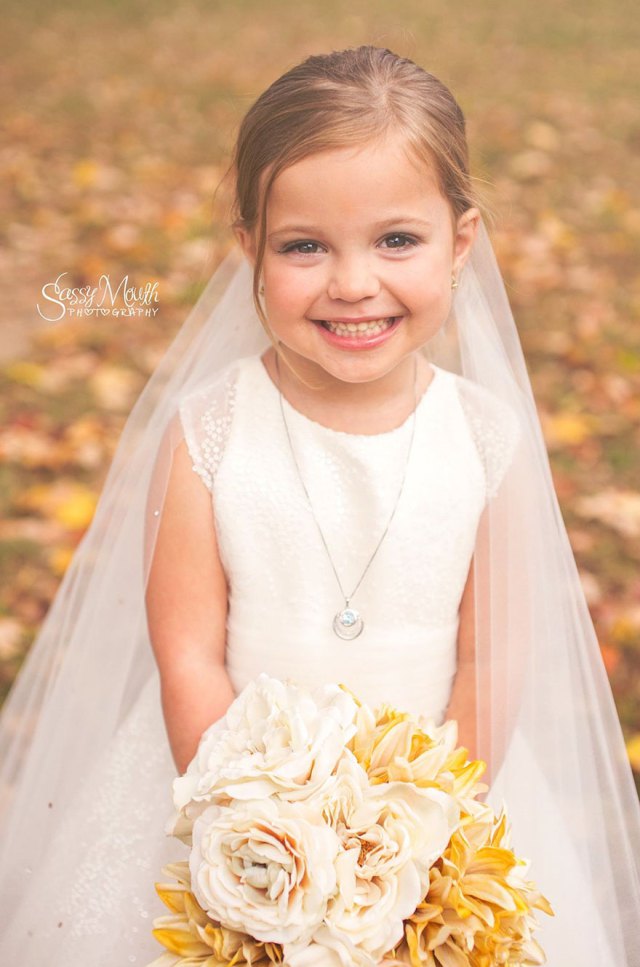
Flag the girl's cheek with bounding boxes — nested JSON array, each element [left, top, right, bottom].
[[269, 275, 317, 309], [399, 262, 446, 295]]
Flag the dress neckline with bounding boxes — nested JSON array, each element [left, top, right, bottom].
[[252, 354, 445, 440]]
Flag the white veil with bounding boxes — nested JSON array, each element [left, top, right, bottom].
[[0, 221, 638, 965]]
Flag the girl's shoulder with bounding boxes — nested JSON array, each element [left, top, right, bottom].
[[441, 367, 523, 501], [178, 353, 258, 406], [175, 354, 258, 492]]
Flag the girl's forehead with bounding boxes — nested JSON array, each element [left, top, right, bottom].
[[264, 139, 448, 221], [271, 137, 439, 186]]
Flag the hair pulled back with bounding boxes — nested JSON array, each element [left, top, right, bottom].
[[232, 45, 476, 335]]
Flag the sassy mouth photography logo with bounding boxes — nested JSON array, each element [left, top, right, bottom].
[[37, 272, 159, 322]]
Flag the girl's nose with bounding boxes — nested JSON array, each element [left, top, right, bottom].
[[327, 254, 381, 302]]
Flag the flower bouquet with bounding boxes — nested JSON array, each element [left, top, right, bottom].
[[147, 674, 553, 967]]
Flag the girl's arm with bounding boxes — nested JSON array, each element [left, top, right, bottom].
[[145, 437, 235, 775], [445, 551, 478, 764], [447, 498, 531, 788]]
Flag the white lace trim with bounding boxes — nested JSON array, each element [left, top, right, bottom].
[[178, 363, 240, 492], [454, 376, 522, 501]]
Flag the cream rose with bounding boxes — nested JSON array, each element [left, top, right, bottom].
[[321, 757, 459, 961], [172, 675, 359, 825], [189, 796, 340, 945], [285, 927, 378, 967]]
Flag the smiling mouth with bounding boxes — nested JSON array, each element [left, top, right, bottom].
[[317, 316, 400, 336]]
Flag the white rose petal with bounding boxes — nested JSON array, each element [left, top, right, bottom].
[[189, 796, 340, 945], [284, 940, 346, 967], [322, 763, 459, 961], [172, 675, 359, 821], [366, 781, 460, 874], [285, 928, 378, 967]]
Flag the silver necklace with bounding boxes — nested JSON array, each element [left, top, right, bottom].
[[275, 354, 419, 640]]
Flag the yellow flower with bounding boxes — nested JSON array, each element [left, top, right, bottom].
[[149, 862, 283, 967], [389, 808, 554, 967], [348, 703, 487, 803]]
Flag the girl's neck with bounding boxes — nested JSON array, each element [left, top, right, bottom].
[[260, 347, 435, 435]]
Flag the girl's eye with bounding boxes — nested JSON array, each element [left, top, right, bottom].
[[380, 233, 418, 250], [280, 241, 323, 255]]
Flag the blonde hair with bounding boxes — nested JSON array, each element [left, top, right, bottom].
[[231, 45, 477, 360]]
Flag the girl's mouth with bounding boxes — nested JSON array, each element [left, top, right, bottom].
[[313, 316, 402, 349]]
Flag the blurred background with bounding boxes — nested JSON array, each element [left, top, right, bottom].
[[1, 0, 639, 791]]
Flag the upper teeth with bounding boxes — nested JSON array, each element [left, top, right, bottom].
[[324, 318, 395, 335]]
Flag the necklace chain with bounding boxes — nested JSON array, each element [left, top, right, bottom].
[[275, 354, 419, 638]]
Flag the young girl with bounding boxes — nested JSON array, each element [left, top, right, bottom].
[[0, 46, 638, 967]]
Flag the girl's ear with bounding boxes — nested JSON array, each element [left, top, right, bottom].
[[233, 222, 257, 266], [453, 207, 481, 275]]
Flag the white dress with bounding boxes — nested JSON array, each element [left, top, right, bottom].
[[1, 354, 607, 964]]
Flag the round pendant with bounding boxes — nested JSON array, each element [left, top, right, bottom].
[[333, 607, 364, 640]]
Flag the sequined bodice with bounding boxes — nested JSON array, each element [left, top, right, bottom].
[[179, 354, 519, 722]]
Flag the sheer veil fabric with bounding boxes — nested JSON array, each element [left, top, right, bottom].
[[0, 221, 639, 964]]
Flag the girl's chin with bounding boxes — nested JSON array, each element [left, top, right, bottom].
[[312, 316, 403, 351]]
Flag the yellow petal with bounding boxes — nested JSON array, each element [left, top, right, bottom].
[[441, 748, 469, 773], [520, 936, 548, 965], [184, 890, 212, 928], [405, 922, 433, 966], [532, 892, 555, 917], [460, 875, 517, 910], [468, 846, 517, 877], [489, 809, 510, 848], [410, 731, 437, 759], [152, 921, 212, 958], [160, 861, 193, 887], [408, 902, 445, 925], [449, 759, 487, 797], [450, 890, 494, 926], [433, 939, 470, 967], [155, 882, 189, 914]]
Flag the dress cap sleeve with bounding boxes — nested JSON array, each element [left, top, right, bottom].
[[178, 361, 241, 493], [454, 375, 523, 502]]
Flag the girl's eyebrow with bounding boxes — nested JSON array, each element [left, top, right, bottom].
[[373, 216, 434, 230], [268, 216, 433, 238], [268, 226, 320, 238]]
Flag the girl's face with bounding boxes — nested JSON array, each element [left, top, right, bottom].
[[237, 136, 479, 390]]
